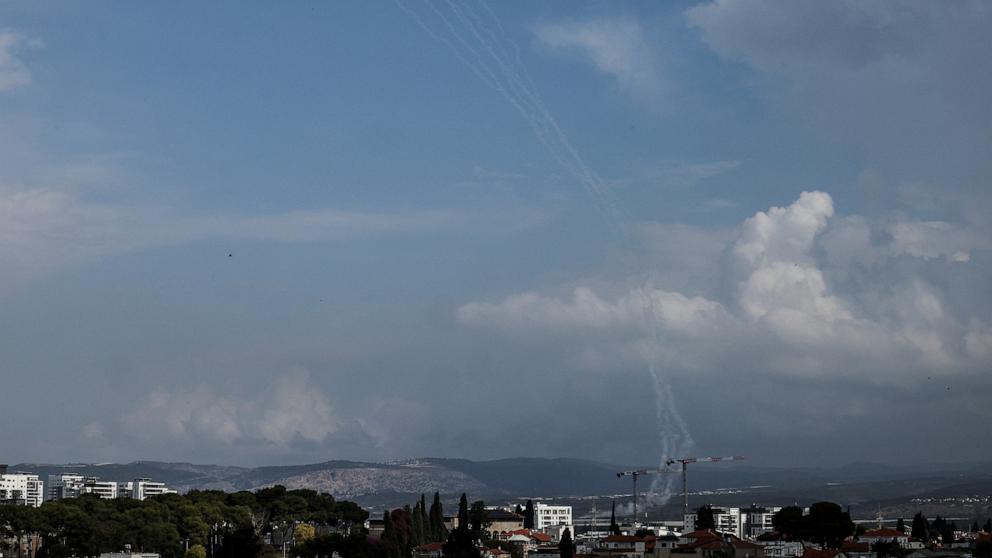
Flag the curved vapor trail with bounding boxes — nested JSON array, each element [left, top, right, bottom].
[[396, 0, 694, 508]]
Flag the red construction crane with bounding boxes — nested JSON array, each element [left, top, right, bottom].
[[664, 456, 745, 517], [616, 467, 678, 521]]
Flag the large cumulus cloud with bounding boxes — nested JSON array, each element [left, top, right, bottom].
[[458, 191, 989, 382]]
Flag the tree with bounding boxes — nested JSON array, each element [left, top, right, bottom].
[[186, 544, 208, 558], [975, 539, 992, 558], [609, 500, 620, 536], [559, 528, 575, 558], [806, 502, 854, 548], [295, 523, 316, 543], [696, 506, 716, 531], [457, 494, 469, 532], [897, 518, 905, 533], [911, 513, 929, 541], [469, 501, 489, 540], [773, 506, 806, 539], [430, 492, 447, 543], [984, 518, 991, 533], [514, 504, 523, 515], [523, 500, 535, 530]]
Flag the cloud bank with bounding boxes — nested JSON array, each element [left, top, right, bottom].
[[459, 191, 989, 382]]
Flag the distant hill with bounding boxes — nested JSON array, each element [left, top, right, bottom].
[[12, 458, 992, 516]]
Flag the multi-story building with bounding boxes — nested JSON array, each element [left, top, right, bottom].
[[683, 507, 742, 538], [81, 478, 120, 499], [534, 503, 572, 530], [0, 471, 45, 507], [120, 478, 177, 500], [743, 506, 782, 539], [48, 473, 87, 500]]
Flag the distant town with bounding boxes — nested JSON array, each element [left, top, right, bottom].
[[2, 463, 990, 558]]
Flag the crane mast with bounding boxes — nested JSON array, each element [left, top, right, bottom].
[[663, 456, 745, 518]]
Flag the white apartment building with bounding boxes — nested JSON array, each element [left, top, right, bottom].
[[0, 472, 45, 507], [81, 478, 119, 499], [683, 507, 742, 538], [533, 503, 572, 530], [120, 478, 176, 500], [48, 473, 86, 500], [744, 506, 782, 539], [48, 473, 175, 501]]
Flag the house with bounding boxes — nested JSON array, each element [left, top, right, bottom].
[[667, 530, 764, 558], [414, 542, 445, 558], [859, 529, 908, 547], [487, 509, 525, 538], [595, 535, 647, 558]]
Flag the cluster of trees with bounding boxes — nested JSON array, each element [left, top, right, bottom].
[[0, 485, 367, 558], [769, 502, 856, 548], [909, 512, 992, 545]]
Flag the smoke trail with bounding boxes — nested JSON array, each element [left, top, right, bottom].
[[396, 0, 694, 507]]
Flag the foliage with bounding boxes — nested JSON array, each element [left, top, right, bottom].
[[770, 502, 854, 548], [911, 513, 929, 541], [695, 505, 716, 531], [523, 500, 534, 530], [559, 528, 575, 558], [0, 486, 368, 558]]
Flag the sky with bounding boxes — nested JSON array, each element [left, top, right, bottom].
[[0, 1, 990, 469]]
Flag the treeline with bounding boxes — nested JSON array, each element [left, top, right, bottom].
[[298, 492, 502, 558], [0, 485, 367, 558], [909, 512, 992, 545]]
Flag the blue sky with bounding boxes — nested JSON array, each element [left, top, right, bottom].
[[0, 1, 989, 469]]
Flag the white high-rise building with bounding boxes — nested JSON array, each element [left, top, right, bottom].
[[80, 478, 119, 499], [48, 473, 86, 500], [533, 503, 572, 530], [120, 478, 176, 500], [0, 472, 45, 507]]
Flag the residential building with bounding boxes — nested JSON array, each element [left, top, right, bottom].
[[0, 471, 44, 507], [120, 478, 177, 500], [684, 508, 743, 538], [48, 473, 86, 500], [744, 507, 782, 539], [534, 503, 572, 530], [666, 530, 763, 558], [81, 478, 119, 499], [858, 529, 908, 547]]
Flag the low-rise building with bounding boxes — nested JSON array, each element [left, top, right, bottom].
[[535, 503, 573, 531]]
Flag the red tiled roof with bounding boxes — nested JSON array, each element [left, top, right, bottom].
[[731, 540, 761, 550], [415, 542, 444, 551], [802, 549, 840, 558], [533, 533, 553, 543], [842, 542, 870, 552]]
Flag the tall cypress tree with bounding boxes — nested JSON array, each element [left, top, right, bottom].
[[559, 528, 575, 558], [610, 499, 620, 535], [524, 500, 535, 530], [458, 493, 470, 531], [911, 512, 929, 541], [429, 492, 447, 542], [412, 499, 425, 547], [897, 518, 905, 533]]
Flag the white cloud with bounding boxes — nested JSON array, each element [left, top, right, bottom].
[[121, 370, 336, 447], [258, 371, 336, 445], [0, 31, 39, 91], [535, 18, 664, 104], [458, 191, 991, 381]]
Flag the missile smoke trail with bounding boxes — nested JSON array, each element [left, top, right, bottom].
[[396, 0, 693, 507]]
